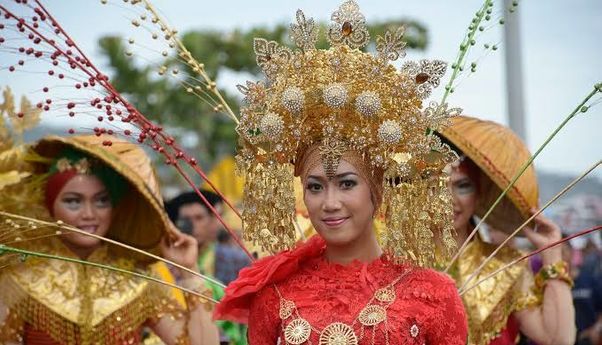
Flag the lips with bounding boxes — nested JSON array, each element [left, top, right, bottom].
[[322, 217, 349, 228], [78, 225, 99, 234]]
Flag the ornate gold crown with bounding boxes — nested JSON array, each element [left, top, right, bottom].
[[237, 0, 459, 266]]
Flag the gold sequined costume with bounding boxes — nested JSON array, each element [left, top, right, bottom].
[[440, 116, 541, 345], [0, 135, 191, 345]]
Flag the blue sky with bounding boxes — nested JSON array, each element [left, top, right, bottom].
[[3, 0, 601, 180]]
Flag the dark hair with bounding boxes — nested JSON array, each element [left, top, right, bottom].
[[217, 229, 231, 243], [164, 190, 223, 223]]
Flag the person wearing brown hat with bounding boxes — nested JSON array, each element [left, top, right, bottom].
[[439, 116, 576, 345], [0, 135, 219, 345]]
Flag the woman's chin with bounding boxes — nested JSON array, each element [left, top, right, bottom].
[[61, 233, 103, 250], [316, 228, 355, 247]]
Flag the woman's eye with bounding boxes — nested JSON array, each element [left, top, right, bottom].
[[95, 195, 112, 208], [340, 180, 357, 189], [61, 198, 81, 210], [306, 183, 323, 192], [454, 181, 475, 194]]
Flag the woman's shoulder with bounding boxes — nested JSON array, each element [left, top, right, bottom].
[[398, 266, 460, 302], [408, 267, 456, 285]]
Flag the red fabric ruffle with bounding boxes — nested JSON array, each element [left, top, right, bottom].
[[214, 235, 326, 323]]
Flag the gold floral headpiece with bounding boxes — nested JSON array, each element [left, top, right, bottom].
[[55, 157, 92, 175], [237, 0, 460, 267]]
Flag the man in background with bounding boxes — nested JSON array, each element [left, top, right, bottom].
[[166, 190, 223, 276], [165, 190, 248, 345]]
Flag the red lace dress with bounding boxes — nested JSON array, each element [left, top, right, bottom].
[[215, 236, 467, 344]]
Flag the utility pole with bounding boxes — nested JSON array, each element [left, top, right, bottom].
[[503, 0, 527, 142]]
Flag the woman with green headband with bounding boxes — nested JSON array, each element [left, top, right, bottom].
[[0, 135, 219, 345]]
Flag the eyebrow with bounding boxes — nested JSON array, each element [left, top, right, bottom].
[[61, 190, 109, 198], [307, 172, 358, 180], [453, 177, 473, 184]]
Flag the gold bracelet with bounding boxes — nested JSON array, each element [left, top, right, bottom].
[[535, 261, 573, 289], [180, 278, 213, 312]]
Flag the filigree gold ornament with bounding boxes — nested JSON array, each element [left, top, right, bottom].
[[376, 27, 407, 62], [401, 59, 448, 99], [319, 138, 347, 179], [327, 0, 370, 49], [319, 322, 358, 345], [55, 158, 92, 174], [253, 38, 292, 79], [422, 101, 462, 130], [377, 120, 402, 145], [237, 81, 267, 107], [374, 287, 396, 303], [281, 86, 305, 114], [285, 318, 312, 344], [290, 10, 319, 52], [238, 0, 458, 263], [279, 298, 296, 320], [259, 113, 284, 141], [358, 305, 386, 326], [355, 91, 381, 117], [323, 83, 348, 109]]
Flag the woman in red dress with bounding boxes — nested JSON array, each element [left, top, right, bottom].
[[215, 1, 468, 343]]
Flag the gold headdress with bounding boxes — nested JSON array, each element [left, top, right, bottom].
[[237, 1, 460, 266]]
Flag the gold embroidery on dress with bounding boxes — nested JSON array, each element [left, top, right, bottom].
[[0, 239, 185, 344], [452, 237, 540, 345]]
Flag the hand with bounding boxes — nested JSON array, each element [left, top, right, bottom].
[[522, 208, 563, 264], [159, 230, 199, 272]]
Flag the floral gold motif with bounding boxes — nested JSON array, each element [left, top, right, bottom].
[[290, 10, 319, 52], [358, 305, 386, 326], [319, 322, 358, 345], [319, 138, 348, 179], [279, 298, 296, 320], [374, 287, 396, 303], [285, 318, 311, 344], [327, 0, 370, 49]]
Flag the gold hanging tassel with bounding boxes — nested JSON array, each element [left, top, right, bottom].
[[380, 174, 456, 268], [239, 159, 297, 254]]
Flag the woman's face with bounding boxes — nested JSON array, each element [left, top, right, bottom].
[[449, 166, 478, 233], [52, 175, 113, 250], [303, 159, 374, 247]]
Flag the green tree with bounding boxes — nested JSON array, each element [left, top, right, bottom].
[[99, 19, 428, 172]]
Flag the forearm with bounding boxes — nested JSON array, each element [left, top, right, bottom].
[[185, 301, 220, 345], [180, 272, 220, 345], [152, 269, 219, 345], [538, 280, 576, 345], [538, 249, 576, 345]]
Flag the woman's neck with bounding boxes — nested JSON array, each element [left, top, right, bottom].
[[456, 223, 474, 245], [324, 226, 382, 265]]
